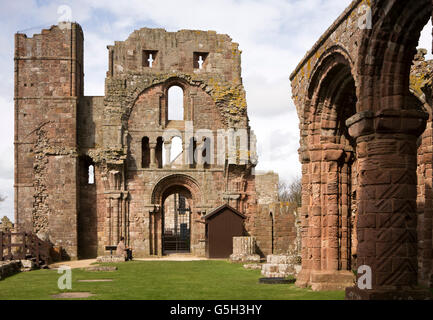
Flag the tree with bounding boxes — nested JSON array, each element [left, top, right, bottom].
[[278, 177, 302, 207]]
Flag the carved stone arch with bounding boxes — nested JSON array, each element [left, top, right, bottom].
[[162, 77, 189, 92], [306, 48, 357, 142], [151, 174, 202, 206], [357, 0, 431, 112], [308, 46, 355, 101]]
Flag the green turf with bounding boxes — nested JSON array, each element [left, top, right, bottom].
[[0, 260, 345, 300]]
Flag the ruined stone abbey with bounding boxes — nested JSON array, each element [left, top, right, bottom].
[[14, 23, 296, 262], [12, 0, 433, 300]]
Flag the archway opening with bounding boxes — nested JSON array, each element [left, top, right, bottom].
[[313, 56, 358, 273], [162, 186, 193, 255]]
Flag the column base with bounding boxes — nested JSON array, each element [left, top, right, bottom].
[[345, 286, 432, 300], [295, 269, 355, 291], [295, 268, 311, 288]]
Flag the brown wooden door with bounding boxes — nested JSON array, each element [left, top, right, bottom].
[[208, 208, 244, 258]]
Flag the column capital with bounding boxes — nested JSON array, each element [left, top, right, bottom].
[[346, 109, 428, 140]]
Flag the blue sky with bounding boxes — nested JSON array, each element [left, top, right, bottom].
[[0, 0, 431, 221]]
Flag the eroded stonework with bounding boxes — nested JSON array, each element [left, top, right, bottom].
[[291, 0, 433, 299], [14, 23, 293, 261]]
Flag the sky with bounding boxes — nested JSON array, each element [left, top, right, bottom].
[[0, 0, 431, 222]]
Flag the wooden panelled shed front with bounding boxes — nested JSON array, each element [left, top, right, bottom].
[[204, 204, 246, 258]]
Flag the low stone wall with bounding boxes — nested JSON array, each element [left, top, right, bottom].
[[261, 255, 299, 278], [0, 261, 21, 281], [230, 237, 261, 263]]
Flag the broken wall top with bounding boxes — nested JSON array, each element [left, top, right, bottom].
[[104, 27, 249, 128], [107, 27, 243, 84]]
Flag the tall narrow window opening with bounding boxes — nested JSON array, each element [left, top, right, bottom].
[[142, 136, 150, 168], [168, 86, 184, 120]]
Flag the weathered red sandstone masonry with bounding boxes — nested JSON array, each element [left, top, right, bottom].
[[14, 24, 297, 261], [291, 0, 433, 299]]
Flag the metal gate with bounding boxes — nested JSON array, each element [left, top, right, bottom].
[[163, 194, 191, 254]]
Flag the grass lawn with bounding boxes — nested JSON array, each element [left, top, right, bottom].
[[0, 260, 345, 300]]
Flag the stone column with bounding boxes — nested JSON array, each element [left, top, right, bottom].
[[149, 142, 157, 169], [322, 144, 345, 271], [417, 114, 433, 287], [340, 149, 354, 271], [296, 145, 321, 288], [303, 145, 354, 291], [112, 196, 120, 245], [345, 110, 431, 300]]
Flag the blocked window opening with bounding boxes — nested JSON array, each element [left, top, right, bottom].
[[142, 136, 150, 168], [88, 165, 95, 185], [143, 50, 158, 68], [194, 52, 208, 69], [168, 86, 184, 120]]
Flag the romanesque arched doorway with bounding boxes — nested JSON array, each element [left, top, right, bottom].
[[161, 186, 192, 254], [150, 174, 203, 256]]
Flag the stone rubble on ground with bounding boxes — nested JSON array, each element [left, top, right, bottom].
[[85, 266, 118, 272], [96, 255, 125, 263], [243, 264, 262, 270]]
